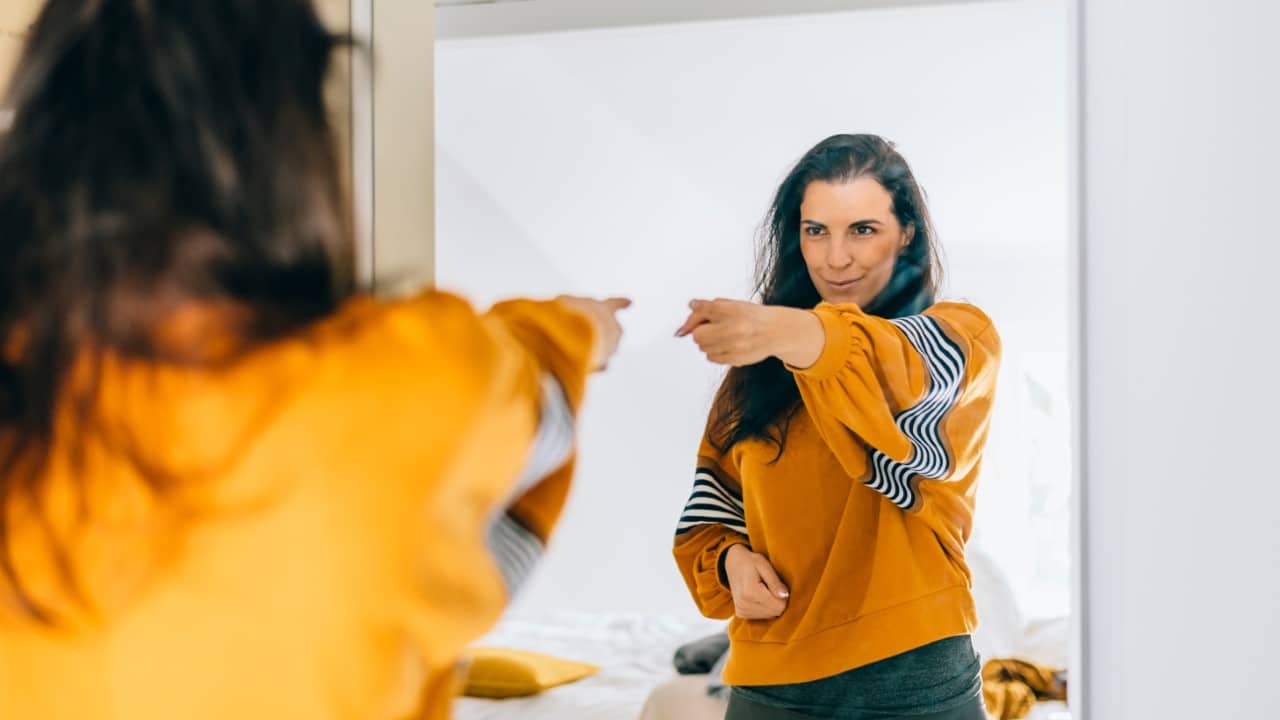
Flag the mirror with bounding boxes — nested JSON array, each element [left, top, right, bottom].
[[0, 1, 1077, 717], [435, 2, 1074, 719]]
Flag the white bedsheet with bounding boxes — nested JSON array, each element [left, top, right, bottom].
[[454, 610, 724, 720], [453, 610, 1073, 720]]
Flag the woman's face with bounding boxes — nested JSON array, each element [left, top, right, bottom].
[[798, 177, 913, 307]]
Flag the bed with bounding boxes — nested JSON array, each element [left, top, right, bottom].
[[453, 609, 1070, 720], [455, 549, 1071, 720], [454, 610, 725, 720]]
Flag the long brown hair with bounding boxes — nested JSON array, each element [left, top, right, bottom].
[[710, 134, 943, 460], [0, 0, 355, 620]]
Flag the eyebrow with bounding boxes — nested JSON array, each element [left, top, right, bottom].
[[801, 219, 884, 227]]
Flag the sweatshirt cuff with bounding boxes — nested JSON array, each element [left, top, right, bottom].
[[487, 298, 598, 410], [716, 540, 749, 590], [787, 305, 856, 381], [698, 534, 749, 595]]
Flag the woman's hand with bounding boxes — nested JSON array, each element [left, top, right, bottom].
[[675, 299, 824, 369], [723, 544, 790, 620], [557, 296, 631, 371]]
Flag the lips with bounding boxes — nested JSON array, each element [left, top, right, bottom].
[[826, 277, 863, 290]]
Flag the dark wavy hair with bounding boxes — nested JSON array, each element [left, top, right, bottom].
[[0, 0, 355, 620], [709, 134, 943, 459]]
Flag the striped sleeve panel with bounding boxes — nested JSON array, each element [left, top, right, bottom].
[[675, 463, 746, 537], [866, 314, 967, 510], [486, 373, 574, 596], [509, 373, 575, 497], [487, 513, 544, 596]]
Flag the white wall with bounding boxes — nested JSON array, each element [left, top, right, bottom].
[[1079, 0, 1280, 717], [436, 0, 1070, 618]]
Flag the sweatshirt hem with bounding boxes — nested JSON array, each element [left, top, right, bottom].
[[723, 585, 977, 686]]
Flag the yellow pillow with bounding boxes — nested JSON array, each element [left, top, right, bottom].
[[461, 647, 600, 699]]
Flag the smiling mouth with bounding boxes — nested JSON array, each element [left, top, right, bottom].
[[826, 277, 863, 289]]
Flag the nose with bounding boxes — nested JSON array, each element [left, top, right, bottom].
[[826, 239, 854, 271]]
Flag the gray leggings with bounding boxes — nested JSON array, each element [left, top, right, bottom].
[[724, 691, 989, 720]]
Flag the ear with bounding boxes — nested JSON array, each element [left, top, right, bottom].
[[900, 223, 916, 253]]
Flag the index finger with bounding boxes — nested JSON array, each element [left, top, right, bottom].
[[675, 304, 715, 337]]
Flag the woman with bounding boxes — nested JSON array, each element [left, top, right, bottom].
[[674, 134, 1000, 720], [0, 2, 627, 719]]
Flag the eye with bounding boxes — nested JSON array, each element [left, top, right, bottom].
[[854, 225, 876, 236], [803, 225, 826, 237]]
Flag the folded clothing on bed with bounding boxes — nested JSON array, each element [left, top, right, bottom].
[[461, 647, 600, 699], [673, 631, 731, 675], [982, 658, 1067, 720]]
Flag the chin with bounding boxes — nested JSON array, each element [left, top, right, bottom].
[[819, 292, 866, 307]]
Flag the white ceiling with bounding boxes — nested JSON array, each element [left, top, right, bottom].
[[435, 0, 1006, 38], [435, 0, 532, 6]]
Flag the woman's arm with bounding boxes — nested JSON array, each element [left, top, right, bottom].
[[338, 292, 625, 673], [675, 299, 825, 369], [677, 298, 1001, 512]]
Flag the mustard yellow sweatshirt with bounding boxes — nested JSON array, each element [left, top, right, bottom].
[[674, 301, 1001, 686], [0, 291, 596, 720]]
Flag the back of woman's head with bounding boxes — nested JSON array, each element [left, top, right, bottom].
[[0, 0, 353, 618], [1, 0, 352, 333]]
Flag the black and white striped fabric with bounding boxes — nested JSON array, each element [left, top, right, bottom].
[[487, 374, 574, 596], [675, 466, 746, 537], [488, 513, 544, 595], [866, 314, 966, 510], [510, 374, 576, 496]]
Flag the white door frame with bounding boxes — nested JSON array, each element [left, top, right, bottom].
[[350, 0, 374, 289], [350, 0, 436, 294], [1065, 0, 1088, 715]]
